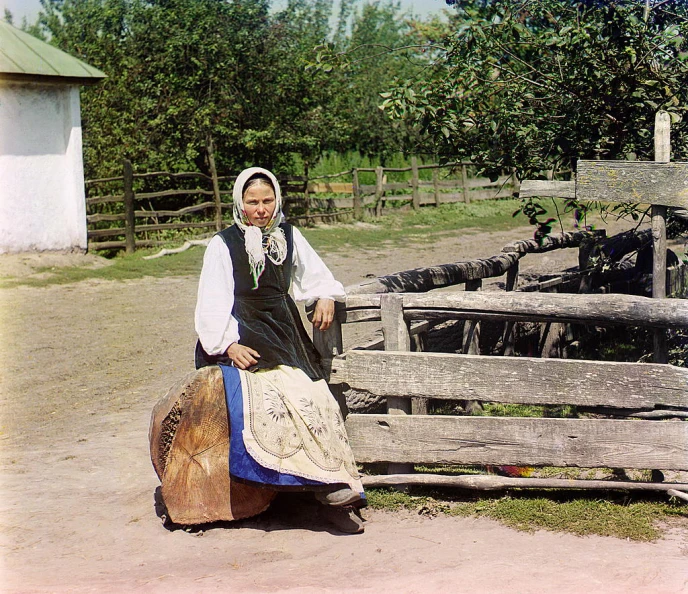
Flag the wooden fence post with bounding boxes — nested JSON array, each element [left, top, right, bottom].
[[375, 166, 384, 217], [432, 167, 440, 206], [122, 158, 136, 254], [461, 164, 470, 204], [380, 294, 413, 476], [462, 279, 483, 414], [207, 136, 223, 232], [653, 111, 670, 364], [411, 157, 420, 210], [352, 168, 362, 220], [502, 262, 519, 356], [303, 162, 311, 220]]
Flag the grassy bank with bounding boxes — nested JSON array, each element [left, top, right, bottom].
[[304, 199, 524, 253], [365, 488, 686, 541]]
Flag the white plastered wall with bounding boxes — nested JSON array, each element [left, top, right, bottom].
[[0, 81, 87, 253]]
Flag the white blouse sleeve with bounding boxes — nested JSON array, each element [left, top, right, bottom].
[[194, 235, 240, 355], [291, 226, 346, 305]]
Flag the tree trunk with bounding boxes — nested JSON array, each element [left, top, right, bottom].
[[149, 366, 275, 525]]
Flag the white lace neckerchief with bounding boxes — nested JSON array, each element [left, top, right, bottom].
[[232, 167, 287, 289]]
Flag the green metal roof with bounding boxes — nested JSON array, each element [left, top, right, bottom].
[[0, 20, 106, 84]]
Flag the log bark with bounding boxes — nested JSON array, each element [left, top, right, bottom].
[[149, 367, 275, 525], [346, 253, 521, 295]]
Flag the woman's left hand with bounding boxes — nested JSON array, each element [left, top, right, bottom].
[[312, 298, 335, 331]]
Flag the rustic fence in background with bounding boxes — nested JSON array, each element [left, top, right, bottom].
[[85, 158, 518, 252]]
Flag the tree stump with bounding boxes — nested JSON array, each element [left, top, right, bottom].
[[149, 366, 276, 525]]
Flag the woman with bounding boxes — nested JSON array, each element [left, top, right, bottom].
[[194, 167, 365, 533]]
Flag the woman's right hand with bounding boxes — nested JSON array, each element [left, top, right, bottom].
[[226, 342, 260, 370]]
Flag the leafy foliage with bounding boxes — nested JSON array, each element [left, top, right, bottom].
[[383, 0, 688, 181]]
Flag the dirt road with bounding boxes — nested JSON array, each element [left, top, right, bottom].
[[1, 223, 686, 593]]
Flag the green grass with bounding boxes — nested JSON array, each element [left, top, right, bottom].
[[303, 198, 526, 253], [0, 245, 205, 289], [364, 488, 686, 541]]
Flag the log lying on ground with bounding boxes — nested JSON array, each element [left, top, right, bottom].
[[362, 474, 688, 493], [149, 366, 275, 525]]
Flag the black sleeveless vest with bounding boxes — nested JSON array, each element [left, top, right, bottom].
[[195, 223, 324, 381]]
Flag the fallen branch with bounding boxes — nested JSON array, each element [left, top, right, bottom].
[[361, 473, 688, 493], [143, 238, 211, 260], [667, 489, 688, 502]]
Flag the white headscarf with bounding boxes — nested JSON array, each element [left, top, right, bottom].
[[232, 167, 288, 288]]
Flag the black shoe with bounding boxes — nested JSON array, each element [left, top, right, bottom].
[[322, 506, 365, 534]]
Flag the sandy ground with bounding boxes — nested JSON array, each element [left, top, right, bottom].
[[1, 221, 687, 593]]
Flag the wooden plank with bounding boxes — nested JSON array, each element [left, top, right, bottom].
[[519, 180, 576, 199], [308, 182, 353, 193], [380, 294, 411, 412], [122, 158, 135, 254], [88, 220, 216, 238], [133, 171, 212, 181], [380, 294, 413, 476], [411, 157, 420, 209], [135, 188, 216, 200], [652, 111, 671, 363], [576, 160, 688, 208], [352, 169, 362, 220], [343, 292, 688, 329], [417, 188, 514, 205], [86, 194, 125, 205], [86, 202, 222, 223], [345, 414, 688, 470], [339, 351, 688, 409], [461, 164, 469, 203], [375, 166, 384, 217]]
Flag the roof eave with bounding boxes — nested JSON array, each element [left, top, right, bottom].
[[0, 72, 106, 86]]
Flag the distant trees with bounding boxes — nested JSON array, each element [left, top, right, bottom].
[[26, 0, 435, 178]]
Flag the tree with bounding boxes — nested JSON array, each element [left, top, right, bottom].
[[324, 1, 434, 162], [252, 0, 350, 172], [382, 0, 688, 180]]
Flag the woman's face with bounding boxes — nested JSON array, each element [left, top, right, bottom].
[[243, 182, 276, 227]]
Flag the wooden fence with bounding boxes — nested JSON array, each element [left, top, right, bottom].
[[311, 112, 688, 495], [85, 158, 518, 252], [85, 160, 306, 253], [303, 157, 517, 220]]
